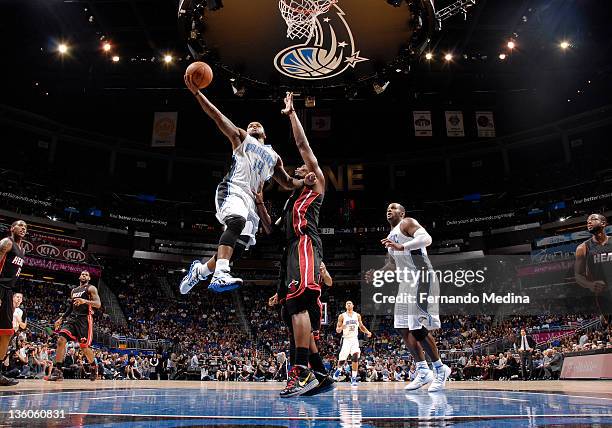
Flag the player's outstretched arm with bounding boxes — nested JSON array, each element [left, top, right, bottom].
[[185, 74, 246, 150], [336, 314, 344, 334], [272, 157, 316, 190], [281, 92, 325, 188]]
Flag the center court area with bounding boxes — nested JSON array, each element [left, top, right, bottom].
[[1, 380, 611, 427]]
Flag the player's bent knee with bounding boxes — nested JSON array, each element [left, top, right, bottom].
[[411, 326, 428, 341], [219, 215, 246, 248]]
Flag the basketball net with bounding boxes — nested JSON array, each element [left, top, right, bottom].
[[278, 0, 336, 40]]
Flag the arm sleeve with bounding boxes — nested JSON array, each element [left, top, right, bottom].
[[402, 227, 432, 251]]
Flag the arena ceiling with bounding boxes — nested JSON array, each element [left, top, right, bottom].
[[3, 0, 611, 101]]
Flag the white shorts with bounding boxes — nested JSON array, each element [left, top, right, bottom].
[[338, 337, 360, 361], [393, 278, 441, 331], [215, 190, 259, 248]]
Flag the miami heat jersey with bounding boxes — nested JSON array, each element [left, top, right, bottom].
[[0, 238, 25, 290], [70, 284, 93, 317], [584, 236, 612, 284], [341, 311, 359, 339], [285, 186, 324, 245]]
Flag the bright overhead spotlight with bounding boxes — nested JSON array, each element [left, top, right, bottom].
[[507, 41, 515, 50], [560, 41, 570, 49], [58, 43, 68, 54], [112, 55, 120, 62], [163, 54, 173, 63], [444, 53, 452, 61], [103, 42, 111, 52], [425, 52, 433, 60], [499, 53, 506, 60]]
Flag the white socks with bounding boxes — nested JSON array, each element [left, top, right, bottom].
[[416, 361, 429, 371], [215, 259, 230, 274], [196, 262, 213, 279], [432, 359, 443, 369]]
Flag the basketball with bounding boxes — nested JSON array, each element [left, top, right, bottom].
[[185, 61, 213, 89]]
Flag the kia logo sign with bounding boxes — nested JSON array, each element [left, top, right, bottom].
[[63, 248, 86, 262], [36, 244, 60, 258], [22, 240, 34, 254]]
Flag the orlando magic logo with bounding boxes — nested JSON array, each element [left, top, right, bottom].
[[275, 0, 367, 80]]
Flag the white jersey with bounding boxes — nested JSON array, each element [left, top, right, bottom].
[[12, 307, 23, 331], [217, 134, 279, 205], [387, 222, 441, 331], [386, 223, 433, 271], [341, 311, 359, 339], [215, 134, 279, 246]]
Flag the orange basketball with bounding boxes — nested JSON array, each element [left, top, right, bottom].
[[185, 61, 213, 89]]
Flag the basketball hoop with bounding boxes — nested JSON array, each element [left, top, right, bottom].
[[278, 0, 337, 40]]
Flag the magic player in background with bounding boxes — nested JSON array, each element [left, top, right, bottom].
[[333, 300, 372, 386]]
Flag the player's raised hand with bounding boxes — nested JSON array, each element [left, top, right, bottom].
[[381, 238, 403, 251], [54, 318, 62, 331], [184, 73, 199, 95], [281, 91, 295, 115], [304, 172, 317, 186], [366, 332, 373, 338]]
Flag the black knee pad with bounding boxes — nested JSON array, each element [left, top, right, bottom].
[[218, 215, 246, 248], [351, 353, 359, 363], [411, 326, 429, 341], [230, 238, 248, 262]]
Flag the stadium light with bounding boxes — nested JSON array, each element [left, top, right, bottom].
[[163, 54, 173, 63], [103, 42, 111, 52], [58, 43, 68, 54], [444, 53, 453, 62], [425, 52, 433, 60], [559, 41, 570, 50], [499, 53, 506, 60], [507, 41, 515, 50], [112, 55, 120, 62]]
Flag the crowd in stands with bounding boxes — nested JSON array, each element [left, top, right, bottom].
[[4, 260, 611, 383]]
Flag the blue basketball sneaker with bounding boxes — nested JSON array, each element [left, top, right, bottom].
[[179, 260, 203, 295], [208, 270, 243, 293], [332, 368, 342, 381]]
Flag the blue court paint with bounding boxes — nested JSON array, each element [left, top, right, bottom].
[[1, 386, 611, 427]]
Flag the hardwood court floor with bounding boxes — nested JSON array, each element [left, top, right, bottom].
[[1, 380, 611, 427]]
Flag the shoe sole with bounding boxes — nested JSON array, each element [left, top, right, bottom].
[[280, 379, 320, 398], [303, 379, 335, 396], [404, 375, 433, 391], [208, 282, 242, 293], [428, 367, 451, 392]]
